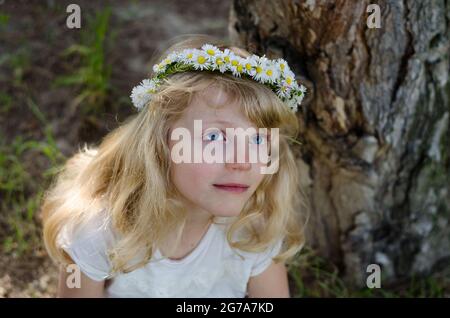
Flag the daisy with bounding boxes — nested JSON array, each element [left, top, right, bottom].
[[130, 79, 159, 110], [252, 62, 265, 82], [242, 55, 258, 77], [210, 53, 227, 73], [179, 48, 196, 64], [279, 69, 296, 87], [192, 50, 212, 70], [252, 55, 271, 82], [221, 49, 233, 64], [275, 58, 292, 76], [228, 55, 245, 77], [165, 51, 181, 64], [152, 62, 167, 75], [257, 60, 280, 84], [201, 44, 221, 63], [276, 84, 292, 99]]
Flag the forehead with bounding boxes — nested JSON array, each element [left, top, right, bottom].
[[177, 86, 254, 128]]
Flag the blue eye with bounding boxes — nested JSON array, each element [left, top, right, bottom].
[[203, 129, 225, 142], [251, 134, 266, 145]]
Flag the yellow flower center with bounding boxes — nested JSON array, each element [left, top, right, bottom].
[[280, 64, 285, 70], [266, 69, 273, 76], [197, 56, 206, 64], [245, 63, 252, 71], [256, 66, 262, 74], [286, 77, 292, 85], [216, 57, 223, 65], [224, 56, 230, 63], [164, 58, 171, 64], [237, 64, 243, 73], [206, 49, 215, 56], [231, 60, 238, 66]]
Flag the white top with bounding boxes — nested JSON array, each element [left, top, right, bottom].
[[57, 211, 283, 298]]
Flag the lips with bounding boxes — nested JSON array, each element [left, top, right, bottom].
[[213, 183, 250, 193]]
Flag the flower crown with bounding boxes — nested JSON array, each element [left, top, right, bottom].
[[130, 44, 307, 112]]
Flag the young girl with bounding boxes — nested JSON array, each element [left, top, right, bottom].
[[41, 35, 307, 298]]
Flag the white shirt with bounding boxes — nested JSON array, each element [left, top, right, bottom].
[[58, 210, 283, 298]]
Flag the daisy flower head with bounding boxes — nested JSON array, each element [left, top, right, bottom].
[[210, 52, 227, 73], [152, 62, 167, 75], [192, 49, 212, 71], [130, 79, 159, 110], [276, 84, 292, 99], [280, 69, 296, 87], [257, 59, 280, 84], [201, 44, 221, 62], [242, 55, 258, 77], [179, 48, 196, 64], [275, 58, 292, 76], [165, 51, 181, 65], [221, 48, 233, 65], [228, 54, 245, 77], [252, 57, 266, 82]]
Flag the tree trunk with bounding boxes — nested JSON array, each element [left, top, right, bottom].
[[229, 0, 450, 287]]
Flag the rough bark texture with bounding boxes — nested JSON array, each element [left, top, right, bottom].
[[229, 0, 450, 286]]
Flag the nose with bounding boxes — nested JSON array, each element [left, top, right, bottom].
[[224, 137, 251, 171]]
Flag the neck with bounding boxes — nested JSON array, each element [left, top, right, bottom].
[[182, 200, 214, 229]]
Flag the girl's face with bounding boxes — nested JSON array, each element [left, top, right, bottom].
[[168, 86, 267, 219]]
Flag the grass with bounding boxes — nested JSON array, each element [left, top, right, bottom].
[[0, 12, 9, 27], [287, 247, 449, 297], [0, 48, 32, 87], [0, 100, 65, 256], [54, 7, 112, 115], [0, 92, 13, 113]]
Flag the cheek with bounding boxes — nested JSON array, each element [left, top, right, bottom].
[[252, 163, 266, 185], [170, 163, 219, 195]]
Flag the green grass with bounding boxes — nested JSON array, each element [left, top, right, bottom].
[[0, 12, 9, 27], [54, 7, 112, 114], [3, 48, 32, 87], [0, 92, 12, 113], [287, 247, 449, 297], [0, 101, 65, 256]]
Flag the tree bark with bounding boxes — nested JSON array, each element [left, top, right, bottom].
[[229, 0, 450, 286]]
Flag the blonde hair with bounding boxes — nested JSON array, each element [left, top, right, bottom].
[[41, 34, 307, 275]]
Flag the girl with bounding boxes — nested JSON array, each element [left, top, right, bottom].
[[41, 35, 307, 298]]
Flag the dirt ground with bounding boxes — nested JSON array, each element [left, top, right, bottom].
[[0, 0, 230, 298]]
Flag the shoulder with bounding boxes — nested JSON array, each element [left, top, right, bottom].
[[57, 209, 118, 281], [249, 238, 283, 277]]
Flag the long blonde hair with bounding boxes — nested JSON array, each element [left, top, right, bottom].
[[41, 35, 307, 275]]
